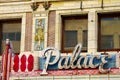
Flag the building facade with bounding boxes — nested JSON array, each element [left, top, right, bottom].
[[0, 0, 120, 80]]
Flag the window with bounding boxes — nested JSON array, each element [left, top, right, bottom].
[[62, 15, 88, 53], [8, 32, 15, 41], [2, 32, 21, 41], [83, 30, 88, 50], [64, 31, 77, 48], [98, 13, 120, 51], [101, 35, 113, 50], [0, 19, 21, 54], [16, 32, 21, 41]]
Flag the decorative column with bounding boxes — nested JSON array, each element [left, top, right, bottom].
[[88, 10, 97, 54], [32, 11, 49, 70], [33, 11, 49, 51]]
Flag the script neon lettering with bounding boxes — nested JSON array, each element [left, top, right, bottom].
[[40, 44, 111, 75]]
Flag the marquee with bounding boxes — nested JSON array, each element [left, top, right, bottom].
[[39, 44, 116, 75]]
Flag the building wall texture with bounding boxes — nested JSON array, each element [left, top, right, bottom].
[[25, 12, 33, 51], [48, 11, 56, 47]]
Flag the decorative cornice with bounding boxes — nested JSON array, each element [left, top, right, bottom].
[[30, 2, 39, 11], [42, 1, 51, 10]]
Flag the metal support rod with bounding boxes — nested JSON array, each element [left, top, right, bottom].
[[80, 0, 83, 10], [2, 39, 10, 80], [101, 0, 104, 9]]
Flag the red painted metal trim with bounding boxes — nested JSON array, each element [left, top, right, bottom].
[[10, 68, 120, 77]]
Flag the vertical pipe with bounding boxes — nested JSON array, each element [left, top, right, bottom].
[[2, 39, 10, 80], [80, 0, 82, 10], [5, 43, 9, 80], [101, 0, 104, 9]]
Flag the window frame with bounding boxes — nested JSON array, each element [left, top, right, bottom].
[[0, 19, 21, 54], [98, 12, 120, 52], [61, 14, 88, 53]]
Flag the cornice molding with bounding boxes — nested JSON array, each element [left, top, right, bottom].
[[0, 0, 31, 3], [32, 0, 94, 2]]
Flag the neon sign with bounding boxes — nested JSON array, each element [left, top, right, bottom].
[[40, 44, 113, 75]]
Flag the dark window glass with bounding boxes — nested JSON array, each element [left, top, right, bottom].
[[8, 32, 15, 40], [101, 35, 113, 50], [98, 13, 120, 51], [16, 32, 21, 41], [2, 33, 7, 40], [62, 15, 88, 52], [64, 31, 77, 48], [83, 30, 88, 50]]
